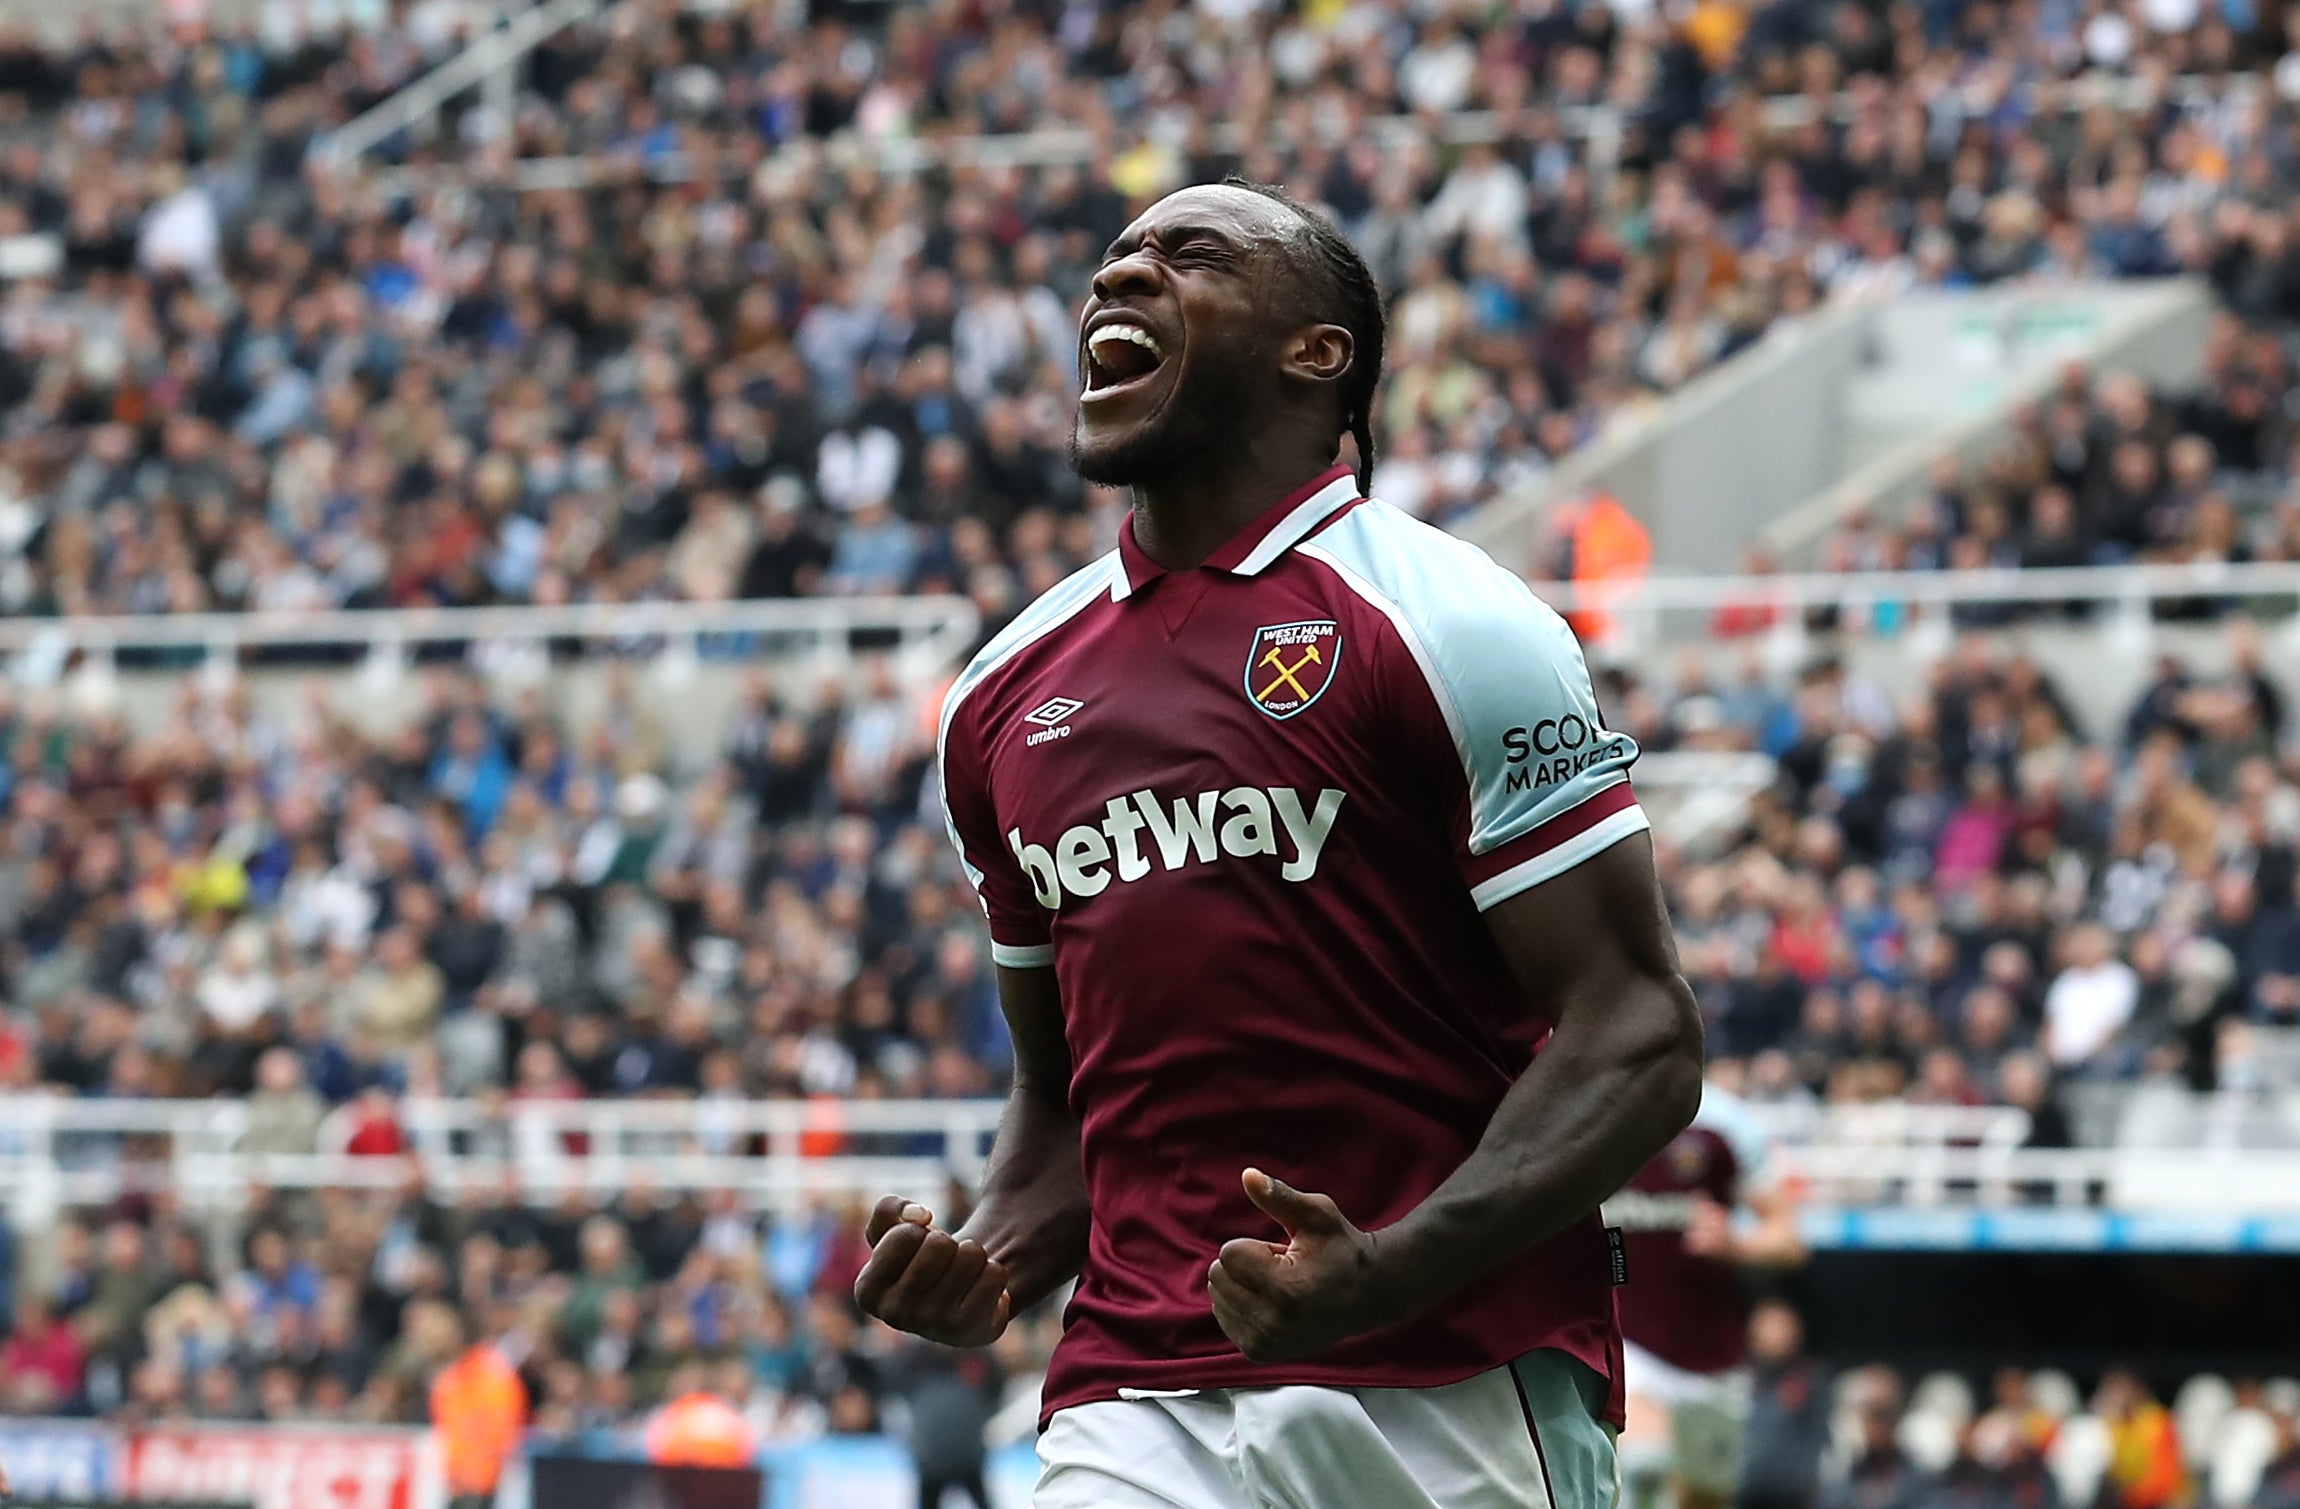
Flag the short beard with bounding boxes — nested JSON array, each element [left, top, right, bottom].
[[1070, 409, 1212, 489], [1069, 348, 1264, 489]]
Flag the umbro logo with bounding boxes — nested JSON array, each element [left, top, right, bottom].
[[1024, 696, 1082, 747]]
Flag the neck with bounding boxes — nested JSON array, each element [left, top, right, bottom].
[[1126, 440, 1340, 571]]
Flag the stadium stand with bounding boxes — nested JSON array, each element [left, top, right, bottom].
[[11, 0, 2300, 628], [3, 0, 2300, 1501]]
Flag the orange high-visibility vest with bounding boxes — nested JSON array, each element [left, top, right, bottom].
[[1562, 493, 1652, 645], [430, 1343, 528, 1495], [798, 1093, 850, 1158]]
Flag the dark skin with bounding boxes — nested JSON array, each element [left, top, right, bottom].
[[856, 184, 1704, 1364]]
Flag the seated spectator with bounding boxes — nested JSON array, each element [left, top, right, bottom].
[[0, 1295, 86, 1413]]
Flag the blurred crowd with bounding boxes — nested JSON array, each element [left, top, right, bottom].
[[0, 659, 994, 1107], [0, 624, 2294, 1440], [1797, 341, 2300, 608], [1621, 630, 2299, 1119], [8, 0, 2300, 630], [1732, 1297, 2300, 1509], [0, 1167, 1058, 1450], [5, 0, 2300, 1459]]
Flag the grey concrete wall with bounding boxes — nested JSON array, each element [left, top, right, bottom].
[[1457, 301, 1874, 575]]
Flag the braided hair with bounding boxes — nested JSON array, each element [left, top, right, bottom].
[[1223, 176, 1388, 495]]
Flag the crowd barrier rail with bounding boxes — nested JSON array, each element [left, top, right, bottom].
[[9, 1093, 2300, 1234]]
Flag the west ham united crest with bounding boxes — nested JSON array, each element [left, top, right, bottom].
[[1244, 620, 1341, 720]]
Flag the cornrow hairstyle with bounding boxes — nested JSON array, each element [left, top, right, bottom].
[[1223, 176, 1388, 495]]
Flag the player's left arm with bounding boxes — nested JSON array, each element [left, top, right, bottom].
[[1209, 831, 1703, 1362], [1210, 550, 1702, 1364]]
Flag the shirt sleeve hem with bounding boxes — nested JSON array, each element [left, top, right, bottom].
[[1469, 804, 1651, 911], [989, 940, 1056, 969]]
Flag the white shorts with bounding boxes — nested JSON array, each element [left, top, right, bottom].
[[1618, 1341, 1749, 1495], [1035, 1349, 1620, 1509]]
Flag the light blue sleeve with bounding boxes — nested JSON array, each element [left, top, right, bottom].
[[1697, 1085, 1780, 1201], [1301, 503, 1645, 908]]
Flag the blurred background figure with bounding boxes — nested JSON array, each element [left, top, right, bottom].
[[1614, 1070, 1807, 1509], [1739, 1301, 1831, 1509], [645, 1369, 762, 1469], [429, 1307, 529, 1509], [894, 1332, 1005, 1509]]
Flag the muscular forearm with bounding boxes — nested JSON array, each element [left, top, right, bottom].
[[1369, 971, 1702, 1318], [954, 1081, 1091, 1312]]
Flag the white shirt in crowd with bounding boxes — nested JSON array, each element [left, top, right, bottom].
[[2043, 958, 2139, 1067]]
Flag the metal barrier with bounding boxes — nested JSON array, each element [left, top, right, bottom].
[[0, 594, 981, 685], [0, 1096, 1011, 1224], [1528, 558, 2300, 621], [1784, 1143, 2300, 1217], [22, 1092, 2299, 1227]]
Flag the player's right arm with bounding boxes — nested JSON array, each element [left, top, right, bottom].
[[853, 963, 1089, 1345], [856, 657, 1092, 1346]]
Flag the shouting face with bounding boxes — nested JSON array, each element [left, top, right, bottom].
[[1071, 185, 1314, 488]]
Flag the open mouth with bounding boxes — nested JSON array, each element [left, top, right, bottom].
[[1081, 321, 1167, 403]]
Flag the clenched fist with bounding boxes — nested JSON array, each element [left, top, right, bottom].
[[852, 1194, 1014, 1347]]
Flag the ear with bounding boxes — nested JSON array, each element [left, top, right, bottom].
[[1280, 323, 1354, 387]]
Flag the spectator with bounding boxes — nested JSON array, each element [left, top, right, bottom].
[[2094, 1370, 2190, 1509], [1741, 1300, 1833, 1509], [1923, 1413, 2056, 1509], [2256, 1397, 2300, 1509], [2043, 925, 2141, 1073], [431, 1314, 530, 1509], [72, 1221, 159, 1395], [1818, 1369, 1930, 1509], [239, 1048, 326, 1157], [356, 928, 446, 1062], [895, 1336, 1005, 1509], [0, 1294, 86, 1413]]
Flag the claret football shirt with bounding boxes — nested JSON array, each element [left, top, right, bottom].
[[1608, 1085, 1777, 1376], [937, 464, 1646, 1425]]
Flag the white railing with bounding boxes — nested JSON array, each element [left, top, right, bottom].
[[10, 1093, 2289, 1226], [1625, 751, 1781, 850], [1526, 560, 2300, 619], [0, 594, 980, 677], [1747, 1101, 2032, 1151], [0, 1095, 1010, 1224], [20, 558, 2287, 674], [1783, 1144, 2300, 1216]]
